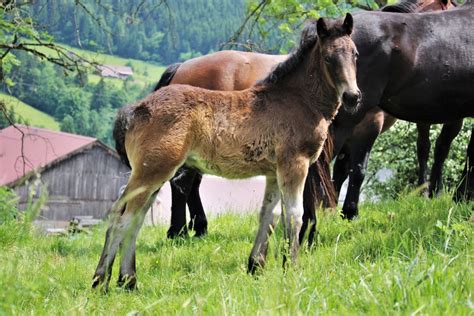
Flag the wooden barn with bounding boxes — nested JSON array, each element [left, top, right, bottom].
[[0, 125, 129, 221]]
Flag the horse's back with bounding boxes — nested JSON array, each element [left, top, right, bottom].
[[171, 50, 286, 91], [353, 9, 474, 122]]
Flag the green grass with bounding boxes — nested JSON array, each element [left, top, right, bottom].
[[0, 195, 472, 314], [0, 93, 60, 130], [37, 44, 166, 87]]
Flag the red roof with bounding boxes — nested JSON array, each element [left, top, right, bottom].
[[0, 125, 96, 186]]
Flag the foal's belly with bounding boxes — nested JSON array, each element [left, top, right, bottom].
[[185, 152, 275, 179]]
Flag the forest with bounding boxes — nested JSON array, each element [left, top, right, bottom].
[[30, 0, 246, 64]]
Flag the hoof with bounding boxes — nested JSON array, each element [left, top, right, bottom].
[[189, 218, 208, 237], [167, 226, 189, 239], [247, 256, 265, 275], [117, 274, 137, 291], [92, 274, 109, 292], [341, 209, 358, 221]]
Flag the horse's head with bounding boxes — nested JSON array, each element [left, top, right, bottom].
[[382, 0, 455, 13], [417, 0, 455, 12], [316, 13, 361, 110]]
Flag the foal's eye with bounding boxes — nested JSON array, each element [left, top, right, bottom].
[[324, 56, 332, 64], [353, 52, 359, 60]]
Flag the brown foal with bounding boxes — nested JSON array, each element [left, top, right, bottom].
[[93, 14, 360, 290]]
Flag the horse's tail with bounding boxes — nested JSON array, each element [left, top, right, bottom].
[[153, 63, 182, 91], [310, 134, 337, 209], [113, 105, 132, 169]]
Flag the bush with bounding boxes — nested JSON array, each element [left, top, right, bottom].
[[364, 119, 473, 199]]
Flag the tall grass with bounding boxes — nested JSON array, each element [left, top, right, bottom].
[[0, 194, 472, 314]]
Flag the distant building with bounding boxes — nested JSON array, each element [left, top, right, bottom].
[[98, 65, 133, 79], [0, 125, 129, 221]]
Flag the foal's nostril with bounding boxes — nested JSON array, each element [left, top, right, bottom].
[[342, 91, 360, 107]]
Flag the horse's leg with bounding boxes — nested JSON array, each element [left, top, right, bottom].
[[428, 120, 463, 197], [332, 142, 351, 198], [278, 156, 309, 268], [117, 189, 159, 289], [187, 172, 208, 237], [299, 166, 315, 247], [248, 177, 280, 274], [300, 163, 324, 248], [92, 177, 160, 291], [416, 123, 431, 191], [454, 128, 474, 201], [342, 110, 384, 220], [167, 166, 197, 238]]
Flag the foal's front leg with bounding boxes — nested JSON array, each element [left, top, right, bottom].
[[248, 177, 280, 274], [278, 156, 309, 267]]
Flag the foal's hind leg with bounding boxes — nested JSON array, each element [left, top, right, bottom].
[[93, 167, 178, 290], [118, 188, 160, 289], [428, 120, 463, 197], [92, 182, 154, 291], [248, 177, 280, 274]]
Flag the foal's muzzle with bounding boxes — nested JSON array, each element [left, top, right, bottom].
[[342, 90, 361, 109]]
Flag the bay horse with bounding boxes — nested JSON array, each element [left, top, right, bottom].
[[93, 14, 359, 290], [331, 3, 474, 215], [332, 0, 464, 219]]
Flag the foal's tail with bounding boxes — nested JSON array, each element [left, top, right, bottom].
[[114, 63, 182, 169], [310, 134, 337, 209], [153, 63, 182, 91], [113, 106, 132, 169]]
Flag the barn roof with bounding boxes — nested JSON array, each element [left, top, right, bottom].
[[98, 65, 133, 78], [0, 125, 118, 186]]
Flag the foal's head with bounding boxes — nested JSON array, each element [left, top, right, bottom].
[[315, 14, 361, 110], [316, 13, 362, 109]]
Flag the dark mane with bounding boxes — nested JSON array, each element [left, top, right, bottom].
[[382, 0, 420, 13], [258, 20, 318, 86]]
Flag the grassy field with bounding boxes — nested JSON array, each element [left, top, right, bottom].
[[0, 93, 60, 131], [37, 44, 166, 88], [0, 195, 472, 314]]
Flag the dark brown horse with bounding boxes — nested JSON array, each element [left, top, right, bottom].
[[331, 3, 474, 215], [332, 0, 463, 219], [94, 15, 359, 290]]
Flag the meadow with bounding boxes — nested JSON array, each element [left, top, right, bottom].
[[0, 194, 472, 315], [0, 93, 60, 131], [36, 44, 166, 88]]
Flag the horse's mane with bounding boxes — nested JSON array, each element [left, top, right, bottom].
[[258, 20, 318, 86], [382, 0, 420, 13]]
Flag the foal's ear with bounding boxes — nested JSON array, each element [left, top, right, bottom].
[[343, 13, 353, 35], [317, 17, 329, 38]]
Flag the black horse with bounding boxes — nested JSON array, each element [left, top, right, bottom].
[[332, 0, 466, 219], [331, 4, 474, 218]]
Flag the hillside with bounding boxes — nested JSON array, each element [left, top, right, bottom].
[[0, 194, 472, 314], [37, 44, 166, 88], [0, 94, 60, 131], [30, 0, 246, 64]]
